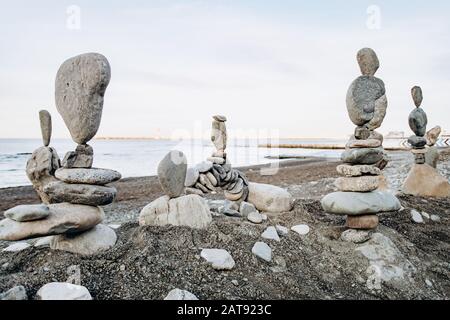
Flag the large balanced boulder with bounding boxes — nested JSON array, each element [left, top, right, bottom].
[[139, 195, 212, 229], [402, 164, 450, 198], [321, 190, 401, 216], [247, 183, 293, 213], [50, 224, 117, 256], [0, 203, 104, 241]]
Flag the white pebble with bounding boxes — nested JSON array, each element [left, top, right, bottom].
[[261, 226, 280, 242], [3, 242, 31, 252], [275, 225, 289, 236], [252, 242, 272, 262], [291, 224, 310, 236], [411, 210, 424, 224]]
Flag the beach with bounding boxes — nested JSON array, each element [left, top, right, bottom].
[[1, 151, 449, 299]]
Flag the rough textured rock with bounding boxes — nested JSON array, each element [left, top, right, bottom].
[[0, 203, 104, 241], [340, 229, 372, 243], [211, 119, 227, 153], [357, 48, 380, 76], [341, 147, 384, 165], [36, 282, 92, 300], [185, 167, 200, 187], [55, 53, 111, 145], [337, 164, 381, 177], [39, 110, 52, 147], [50, 224, 117, 256], [354, 126, 371, 140], [164, 289, 198, 300], [402, 164, 450, 198], [62, 144, 94, 169], [335, 176, 379, 192], [157, 151, 187, 198], [346, 215, 379, 229], [321, 191, 401, 216], [411, 86, 423, 107], [43, 181, 116, 206], [408, 108, 427, 137], [26, 146, 61, 203], [426, 126, 441, 146], [0, 286, 28, 300], [247, 182, 293, 213], [346, 138, 382, 149], [4, 204, 50, 222], [200, 249, 235, 270], [252, 242, 272, 262], [425, 146, 439, 168], [55, 168, 121, 185], [139, 195, 212, 229]]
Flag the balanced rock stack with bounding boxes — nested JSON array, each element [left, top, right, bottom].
[[402, 87, 450, 198], [139, 150, 212, 229], [321, 48, 401, 234], [185, 115, 250, 203], [0, 53, 120, 255]]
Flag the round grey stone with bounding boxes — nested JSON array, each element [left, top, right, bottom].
[[409, 107, 427, 137]]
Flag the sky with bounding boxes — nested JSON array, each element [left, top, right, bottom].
[[0, 0, 449, 140]]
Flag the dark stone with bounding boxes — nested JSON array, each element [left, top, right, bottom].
[[354, 126, 371, 140], [341, 147, 384, 165], [408, 108, 427, 137], [414, 153, 426, 164], [408, 135, 427, 148]]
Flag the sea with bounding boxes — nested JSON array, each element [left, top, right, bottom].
[[0, 138, 350, 188]]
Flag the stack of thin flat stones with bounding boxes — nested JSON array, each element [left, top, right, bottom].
[[408, 86, 428, 164]]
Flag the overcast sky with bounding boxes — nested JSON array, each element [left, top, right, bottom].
[[0, 0, 449, 139]]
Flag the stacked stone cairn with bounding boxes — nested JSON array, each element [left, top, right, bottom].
[[321, 48, 401, 237], [139, 151, 212, 229], [184, 115, 293, 218], [402, 87, 450, 198], [0, 53, 120, 255]]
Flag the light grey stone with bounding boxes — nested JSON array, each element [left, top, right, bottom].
[[0, 286, 28, 300], [55, 168, 121, 185], [55, 53, 111, 145], [62, 144, 94, 169], [430, 215, 441, 222], [336, 164, 381, 177], [200, 249, 235, 270], [196, 161, 213, 173], [261, 226, 280, 242], [239, 201, 257, 216], [50, 224, 116, 256], [340, 229, 371, 243], [185, 187, 204, 196], [206, 172, 218, 187], [211, 120, 227, 152], [411, 210, 424, 224], [158, 151, 187, 198], [36, 282, 92, 300], [164, 289, 198, 300], [341, 147, 384, 165], [199, 173, 216, 191], [185, 167, 200, 187], [247, 212, 263, 224], [275, 225, 289, 236], [426, 126, 441, 146], [357, 48, 379, 76], [252, 242, 272, 262], [247, 182, 293, 213], [291, 224, 310, 236], [4, 204, 50, 222], [0, 203, 104, 241], [3, 242, 31, 252], [321, 190, 401, 216], [425, 146, 439, 168], [334, 176, 379, 192], [39, 110, 52, 147], [139, 195, 212, 229], [34, 236, 54, 247], [207, 157, 225, 165], [367, 93, 387, 130], [43, 181, 116, 206]]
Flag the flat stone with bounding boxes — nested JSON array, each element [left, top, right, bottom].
[[336, 164, 381, 177], [185, 167, 200, 187], [164, 289, 198, 300], [62, 144, 94, 169], [4, 204, 50, 222], [334, 176, 379, 192], [0, 203, 104, 241], [39, 110, 52, 147], [239, 201, 257, 216], [408, 107, 427, 137], [411, 86, 423, 107], [426, 126, 441, 146], [346, 138, 382, 149], [195, 161, 213, 173], [408, 135, 427, 148], [411, 210, 424, 224], [252, 242, 272, 262], [224, 188, 245, 202], [55, 53, 111, 145], [430, 215, 441, 222], [213, 115, 227, 122], [340, 229, 372, 243], [44, 181, 116, 206], [247, 212, 263, 224], [3, 242, 31, 252], [321, 190, 401, 216], [55, 168, 121, 185], [261, 226, 280, 242], [195, 182, 209, 193], [207, 157, 225, 165], [50, 224, 117, 256], [185, 187, 203, 196], [207, 199, 238, 213], [291, 224, 310, 235], [0, 286, 28, 300], [275, 225, 289, 236], [139, 195, 212, 229], [357, 48, 379, 76], [402, 164, 450, 198], [247, 182, 293, 213], [200, 249, 235, 270], [341, 147, 384, 165], [34, 236, 54, 247], [158, 151, 187, 198], [228, 178, 244, 194], [199, 173, 215, 191], [346, 215, 379, 229], [36, 282, 92, 300], [421, 211, 430, 220], [206, 172, 218, 187], [26, 146, 60, 203]]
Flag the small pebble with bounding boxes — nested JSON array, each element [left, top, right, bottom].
[[411, 210, 424, 224]]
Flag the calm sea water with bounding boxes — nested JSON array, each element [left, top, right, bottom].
[[0, 138, 345, 188]]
